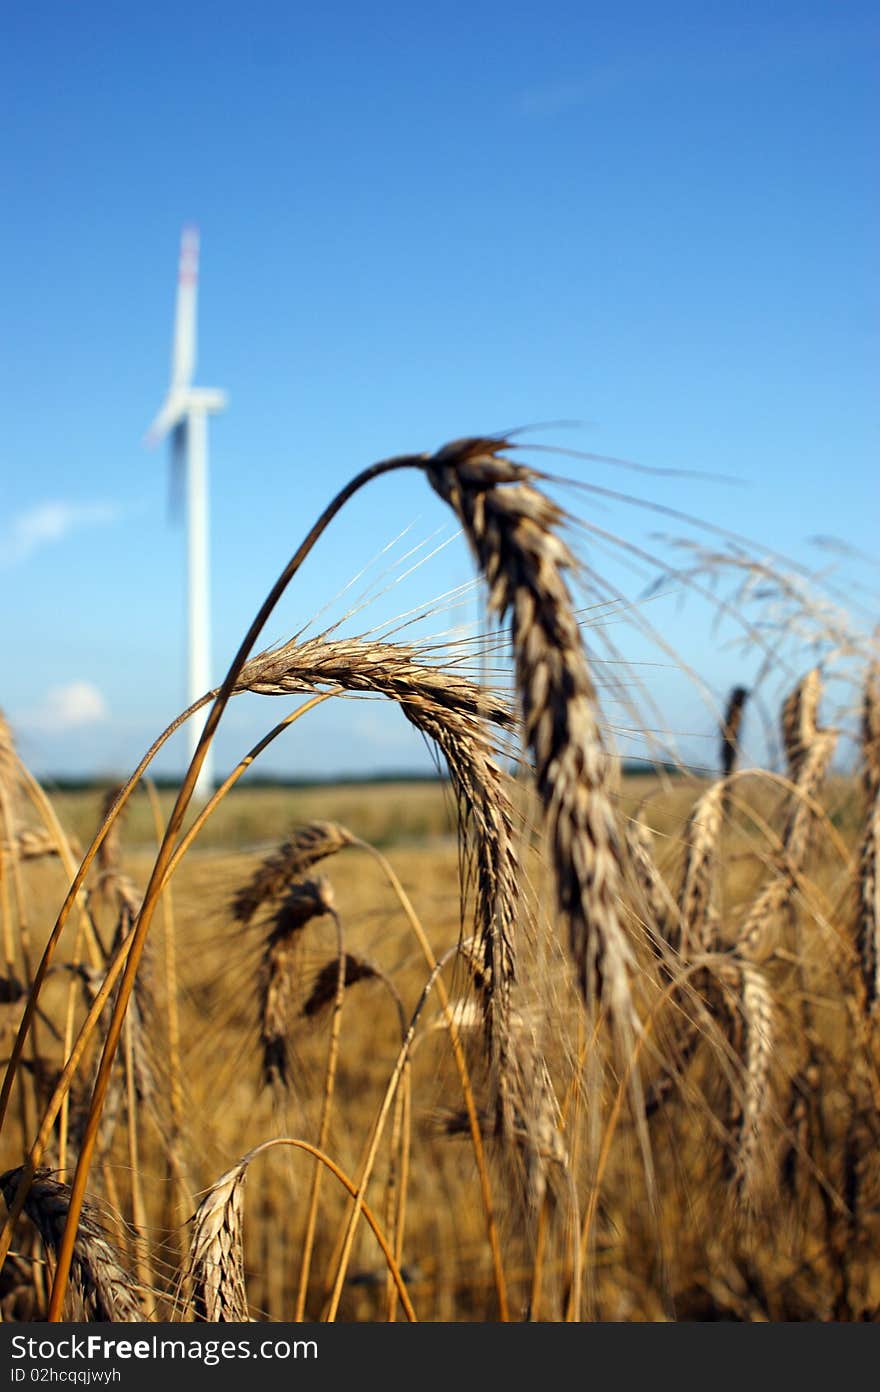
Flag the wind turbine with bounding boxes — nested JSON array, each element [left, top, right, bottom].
[[145, 226, 227, 801]]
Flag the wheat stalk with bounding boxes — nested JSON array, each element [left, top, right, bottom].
[[107, 879, 155, 1107], [95, 784, 125, 884]]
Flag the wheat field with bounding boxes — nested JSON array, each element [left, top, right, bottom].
[[0, 435, 877, 1323]]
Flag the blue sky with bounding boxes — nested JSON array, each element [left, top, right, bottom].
[[2, 2, 877, 783]]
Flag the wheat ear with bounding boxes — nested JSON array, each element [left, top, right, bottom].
[[238, 635, 520, 1125], [857, 788, 880, 1010], [232, 822, 353, 926], [740, 673, 838, 957], [0, 1167, 142, 1321], [781, 667, 822, 779], [720, 685, 750, 777], [186, 1161, 249, 1322], [426, 438, 632, 1024], [722, 961, 774, 1204], [861, 661, 880, 802], [677, 781, 726, 955], [258, 876, 336, 1091]]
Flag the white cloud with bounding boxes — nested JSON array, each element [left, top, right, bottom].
[[25, 682, 109, 732], [519, 81, 588, 117], [0, 500, 121, 567]]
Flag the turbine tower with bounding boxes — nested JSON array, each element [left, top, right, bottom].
[[145, 226, 226, 801]]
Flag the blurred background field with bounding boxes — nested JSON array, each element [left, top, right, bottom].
[[4, 761, 876, 1322]]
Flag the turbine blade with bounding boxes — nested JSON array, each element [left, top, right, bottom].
[[144, 390, 187, 446], [171, 224, 199, 390], [168, 422, 187, 523]]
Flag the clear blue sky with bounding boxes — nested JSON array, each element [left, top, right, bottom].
[[2, 2, 877, 783]]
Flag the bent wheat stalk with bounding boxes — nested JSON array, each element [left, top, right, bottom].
[[185, 1140, 416, 1323], [0, 699, 332, 1303], [0, 692, 215, 1164], [44, 433, 625, 1318], [293, 899, 347, 1321], [45, 445, 441, 1319]]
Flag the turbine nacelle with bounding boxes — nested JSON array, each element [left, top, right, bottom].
[[144, 387, 228, 447]]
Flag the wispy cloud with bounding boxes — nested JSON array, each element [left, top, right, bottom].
[[0, 500, 121, 567], [518, 22, 860, 120], [23, 682, 109, 732], [518, 80, 588, 118]]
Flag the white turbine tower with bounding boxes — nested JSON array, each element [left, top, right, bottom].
[[145, 226, 226, 802]]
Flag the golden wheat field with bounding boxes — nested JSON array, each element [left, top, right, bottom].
[[0, 436, 878, 1323]]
